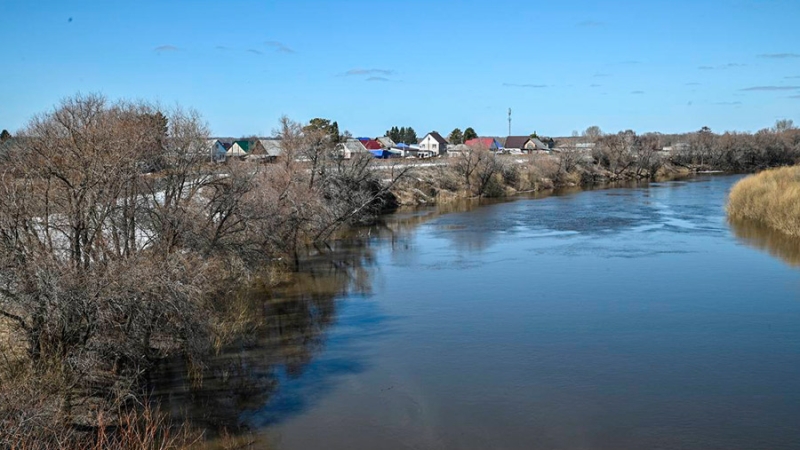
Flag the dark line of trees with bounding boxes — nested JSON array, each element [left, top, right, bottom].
[[386, 126, 417, 145]]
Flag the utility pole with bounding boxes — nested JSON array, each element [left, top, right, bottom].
[[508, 108, 512, 136]]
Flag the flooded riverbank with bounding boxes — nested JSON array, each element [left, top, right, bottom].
[[155, 175, 800, 449]]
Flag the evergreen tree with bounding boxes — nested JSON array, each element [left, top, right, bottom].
[[448, 128, 463, 145], [306, 118, 341, 143], [463, 127, 478, 141], [0, 129, 10, 141], [385, 126, 417, 144], [404, 127, 418, 144]]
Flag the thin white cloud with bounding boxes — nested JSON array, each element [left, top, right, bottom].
[[699, 63, 746, 70], [154, 45, 179, 53], [758, 53, 800, 59], [345, 68, 395, 76], [265, 41, 295, 54], [503, 83, 548, 88], [740, 85, 800, 91]]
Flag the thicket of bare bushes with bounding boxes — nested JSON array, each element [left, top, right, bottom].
[[585, 121, 800, 175], [0, 94, 407, 448], [669, 122, 800, 171]]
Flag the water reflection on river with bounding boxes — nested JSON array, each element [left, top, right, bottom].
[[157, 175, 800, 449]]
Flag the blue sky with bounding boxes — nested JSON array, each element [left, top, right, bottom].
[[1, 0, 799, 137]]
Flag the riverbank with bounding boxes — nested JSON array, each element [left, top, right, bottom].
[[727, 166, 800, 238], [388, 153, 692, 206]]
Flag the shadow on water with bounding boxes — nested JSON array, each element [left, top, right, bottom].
[[729, 217, 800, 267], [150, 209, 452, 440]]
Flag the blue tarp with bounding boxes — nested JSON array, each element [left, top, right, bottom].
[[369, 149, 392, 159]]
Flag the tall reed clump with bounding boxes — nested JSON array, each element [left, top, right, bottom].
[[727, 166, 800, 237]]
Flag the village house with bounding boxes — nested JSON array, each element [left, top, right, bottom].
[[504, 136, 552, 153], [257, 138, 283, 162], [227, 139, 267, 159], [377, 136, 396, 149], [446, 143, 470, 157], [207, 138, 234, 162], [336, 139, 369, 159], [465, 137, 504, 151], [357, 137, 383, 151], [418, 131, 449, 156]]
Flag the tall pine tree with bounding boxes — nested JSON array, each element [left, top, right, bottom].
[[448, 128, 463, 144], [463, 127, 478, 141]]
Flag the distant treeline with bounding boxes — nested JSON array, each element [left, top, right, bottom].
[[562, 120, 800, 174]]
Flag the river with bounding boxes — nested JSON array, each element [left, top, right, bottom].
[[156, 174, 800, 449]]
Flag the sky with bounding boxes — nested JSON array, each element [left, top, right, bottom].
[[1, 0, 800, 138]]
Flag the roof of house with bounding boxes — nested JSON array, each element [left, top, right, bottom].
[[504, 136, 531, 149], [530, 138, 550, 149], [426, 131, 448, 145], [232, 140, 252, 152], [210, 137, 235, 149], [465, 137, 502, 148], [259, 139, 283, 156], [377, 136, 395, 148], [341, 139, 368, 153], [363, 139, 383, 150]]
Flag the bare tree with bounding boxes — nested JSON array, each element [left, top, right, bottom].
[[775, 119, 795, 133], [593, 132, 634, 176], [451, 142, 491, 194], [632, 133, 663, 178], [583, 125, 603, 142]]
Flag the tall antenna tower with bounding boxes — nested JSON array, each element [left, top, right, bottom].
[[508, 108, 512, 135]]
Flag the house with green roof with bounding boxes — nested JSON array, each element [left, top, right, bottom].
[[227, 139, 266, 158]]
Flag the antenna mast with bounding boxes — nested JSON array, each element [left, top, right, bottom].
[[508, 108, 512, 135]]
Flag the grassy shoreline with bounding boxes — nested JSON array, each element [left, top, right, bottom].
[[727, 166, 800, 238], [389, 154, 691, 207]]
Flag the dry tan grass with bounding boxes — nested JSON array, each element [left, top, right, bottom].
[[727, 166, 800, 237]]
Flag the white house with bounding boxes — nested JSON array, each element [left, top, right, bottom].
[[418, 131, 449, 156], [207, 138, 234, 162]]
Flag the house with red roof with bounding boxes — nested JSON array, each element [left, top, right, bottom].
[[364, 139, 383, 150], [465, 137, 503, 151], [356, 137, 383, 150]]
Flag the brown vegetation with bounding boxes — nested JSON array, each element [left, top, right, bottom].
[[727, 166, 800, 238], [0, 94, 408, 448]]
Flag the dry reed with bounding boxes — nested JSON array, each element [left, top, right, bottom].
[[727, 166, 800, 237]]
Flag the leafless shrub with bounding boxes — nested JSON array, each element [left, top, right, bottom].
[[0, 94, 412, 444]]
